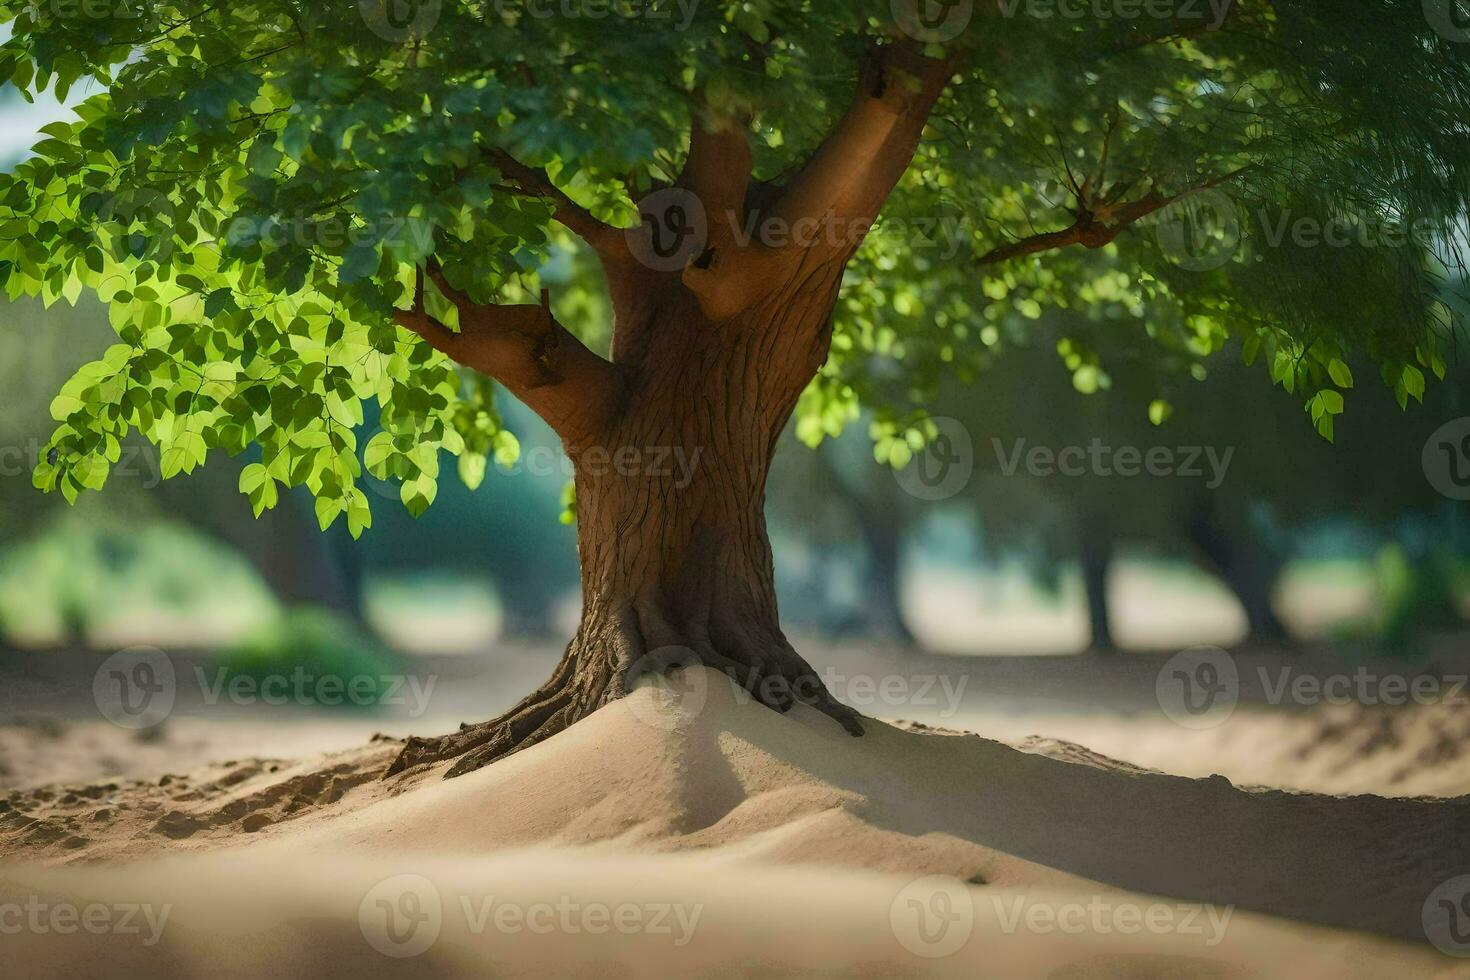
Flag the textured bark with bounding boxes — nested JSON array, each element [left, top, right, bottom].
[[386, 279, 864, 779], [386, 41, 955, 779]]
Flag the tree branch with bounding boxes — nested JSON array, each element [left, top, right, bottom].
[[486, 148, 628, 262], [976, 167, 1251, 268], [675, 107, 773, 320], [768, 41, 957, 239], [394, 265, 625, 448], [678, 107, 753, 224], [677, 41, 958, 321]]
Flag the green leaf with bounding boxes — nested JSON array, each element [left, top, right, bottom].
[[315, 495, 342, 531], [363, 431, 395, 478], [1314, 412, 1335, 443], [401, 474, 437, 517], [238, 462, 270, 495], [458, 451, 487, 491], [422, 277, 462, 332], [346, 489, 373, 539], [1326, 358, 1354, 388], [250, 478, 280, 517], [1402, 364, 1426, 403]]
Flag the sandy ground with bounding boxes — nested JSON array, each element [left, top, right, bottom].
[[10, 638, 1470, 796], [4, 662, 1470, 977]]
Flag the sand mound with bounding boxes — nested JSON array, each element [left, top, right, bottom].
[[3, 667, 1467, 975]]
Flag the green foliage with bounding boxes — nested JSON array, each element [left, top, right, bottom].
[[0, 0, 1466, 530], [0, 507, 276, 645], [214, 605, 402, 710]]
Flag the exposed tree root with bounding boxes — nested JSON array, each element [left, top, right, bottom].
[[384, 599, 863, 780]]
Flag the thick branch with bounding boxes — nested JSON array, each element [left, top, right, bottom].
[[679, 108, 753, 224], [679, 42, 957, 321], [676, 109, 772, 320], [486, 148, 628, 261], [976, 167, 1250, 268], [768, 41, 956, 237], [394, 266, 625, 448]]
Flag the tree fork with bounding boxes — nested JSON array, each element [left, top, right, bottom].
[[385, 42, 956, 780]]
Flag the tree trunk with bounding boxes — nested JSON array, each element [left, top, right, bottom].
[[386, 40, 956, 779], [388, 287, 862, 778], [1185, 504, 1289, 645], [814, 445, 916, 647], [1079, 526, 1116, 652], [860, 514, 916, 647]]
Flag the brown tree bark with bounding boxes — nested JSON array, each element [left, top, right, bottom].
[[376, 25, 1269, 777], [386, 41, 957, 778], [387, 270, 868, 777]]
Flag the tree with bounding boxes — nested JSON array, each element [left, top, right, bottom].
[[2, 1, 1466, 777]]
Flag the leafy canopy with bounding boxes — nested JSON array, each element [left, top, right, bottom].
[[0, 0, 1466, 531]]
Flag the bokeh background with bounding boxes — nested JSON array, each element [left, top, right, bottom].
[[4, 80, 1470, 801]]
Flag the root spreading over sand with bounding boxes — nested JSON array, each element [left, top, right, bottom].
[[2, 668, 1465, 977]]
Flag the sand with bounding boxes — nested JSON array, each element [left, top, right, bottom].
[[3, 667, 1468, 977]]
